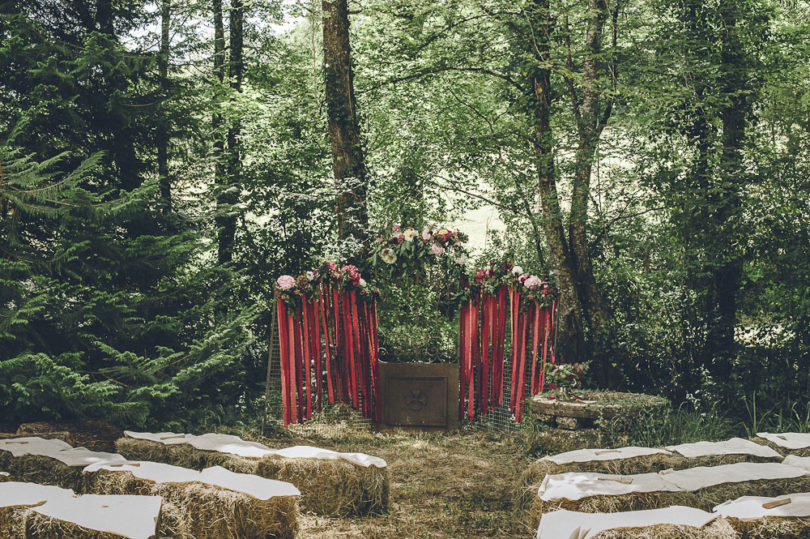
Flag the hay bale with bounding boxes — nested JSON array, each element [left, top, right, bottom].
[[117, 431, 390, 516], [83, 461, 299, 538], [529, 462, 810, 529], [589, 519, 739, 538], [517, 440, 781, 513], [715, 491, 810, 539], [752, 433, 810, 457], [0, 437, 125, 491], [535, 506, 734, 539], [256, 453, 389, 515], [0, 472, 8, 482], [17, 420, 123, 452]]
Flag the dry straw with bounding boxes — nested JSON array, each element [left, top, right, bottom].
[[529, 474, 810, 530], [587, 517, 738, 538], [517, 451, 780, 513], [724, 515, 810, 538], [116, 437, 389, 516], [84, 468, 298, 538], [0, 452, 84, 491]]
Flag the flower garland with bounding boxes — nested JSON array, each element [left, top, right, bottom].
[[458, 262, 557, 423], [371, 225, 470, 271], [274, 262, 380, 426]]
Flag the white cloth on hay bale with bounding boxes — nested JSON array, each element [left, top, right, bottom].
[[0, 436, 126, 467], [657, 462, 808, 492], [757, 432, 810, 450], [714, 492, 810, 519], [123, 430, 387, 468], [535, 506, 718, 539], [84, 461, 301, 499], [537, 472, 680, 502], [543, 446, 671, 465], [538, 462, 809, 502], [666, 437, 781, 459], [0, 481, 161, 539]]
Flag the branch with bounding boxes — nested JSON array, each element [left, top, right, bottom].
[[562, 12, 582, 124], [361, 65, 524, 94]]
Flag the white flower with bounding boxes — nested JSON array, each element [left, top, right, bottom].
[[306, 271, 315, 281], [404, 229, 417, 242], [422, 229, 432, 241], [524, 275, 542, 289], [511, 265, 524, 275], [381, 248, 397, 264], [359, 278, 367, 287], [454, 252, 468, 265]]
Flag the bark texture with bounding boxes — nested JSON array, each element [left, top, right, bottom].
[[322, 0, 368, 248], [157, 0, 171, 209]]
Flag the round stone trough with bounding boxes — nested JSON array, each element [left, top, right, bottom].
[[529, 390, 669, 431]]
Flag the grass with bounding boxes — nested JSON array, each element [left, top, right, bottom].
[[248, 422, 535, 538]]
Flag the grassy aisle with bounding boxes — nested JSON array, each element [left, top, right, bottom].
[[258, 426, 534, 538]]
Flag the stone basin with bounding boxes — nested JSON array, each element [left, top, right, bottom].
[[529, 390, 669, 430]]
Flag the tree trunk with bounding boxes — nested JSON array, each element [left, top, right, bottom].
[[322, 0, 368, 251], [212, 0, 229, 264], [96, 0, 140, 191], [707, 0, 746, 380], [532, 0, 585, 364], [567, 0, 612, 381], [216, 0, 243, 265], [157, 0, 171, 209]]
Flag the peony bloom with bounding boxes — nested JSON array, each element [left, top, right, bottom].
[[404, 228, 417, 242], [431, 243, 445, 255], [523, 275, 542, 289], [381, 248, 397, 264], [422, 229, 432, 241], [511, 265, 524, 276], [276, 275, 296, 290], [359, 278, 367, 287]]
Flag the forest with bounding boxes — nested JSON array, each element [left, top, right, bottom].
[[2, 0, 810, 437]]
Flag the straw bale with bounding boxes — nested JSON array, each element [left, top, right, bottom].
[[588, 518, 738, 538]]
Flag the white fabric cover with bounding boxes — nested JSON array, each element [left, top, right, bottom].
[[0, 481, 73, 508], [34, 493, 161, 539], [0, 482, 161, 539], [783, 455, 810, 472], [84, 461, 300, 499], [124, 430, 387, 468], [0, 437, 125, 467], [714, 492, 810, 519], [543, 446, 671, 465], [667, 437, 781, 459], [658, 462, 808, 492], [538, 472, 680, 502], [536, 507, 718, 539], [757, 432, 810, 450]]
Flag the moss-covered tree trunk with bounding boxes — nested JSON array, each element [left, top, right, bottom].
[[322, 0, 368, 250], [157, 0, 171, 209]]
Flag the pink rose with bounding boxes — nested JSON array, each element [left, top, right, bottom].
[[276, 275, 296, 290], [431, 243, 444, 255]]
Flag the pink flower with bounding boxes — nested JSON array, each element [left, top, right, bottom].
[[392, 225, 401, 232], [326, 260, 338, 274], [524, 275, 542, 289], [422, 229, 432, 241], [475, 268, 488, 283], [276, 275, 296, 290], [519, 273, 528, 283], [431, 243, 444, 255]]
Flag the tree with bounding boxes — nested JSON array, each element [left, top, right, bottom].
[[157, 0, 171, 208], [322, 0, 369, 253]]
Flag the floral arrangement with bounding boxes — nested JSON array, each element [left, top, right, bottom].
[[274, 260, 378, 311], [371, 225, 470, 270], [545, 362, 584, 389]]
